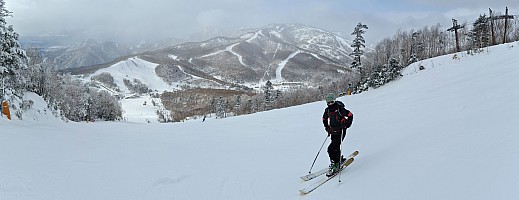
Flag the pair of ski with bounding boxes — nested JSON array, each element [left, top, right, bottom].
[[299, 150, 358, 195]]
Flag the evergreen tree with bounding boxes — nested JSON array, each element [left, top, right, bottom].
[[468, 14, 490, 52], [215, 96, 225, 118], [0, 0, 28, 100], [387, 57, 402, 81], [263, 80, 274, 110], [409, 32, 421, 64], [350, 22, 368, 69], [234, 95, 241, 109]]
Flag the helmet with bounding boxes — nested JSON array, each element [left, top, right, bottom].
[[324, 93, 336, 103]]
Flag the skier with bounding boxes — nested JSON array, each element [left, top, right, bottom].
[[322, 93, 353, 176]]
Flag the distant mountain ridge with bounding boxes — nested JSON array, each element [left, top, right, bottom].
[[20, 36, 135, 70], [107, 24, 355, 91], [26, 24, 362, 122], [66, 24, 358, 92]]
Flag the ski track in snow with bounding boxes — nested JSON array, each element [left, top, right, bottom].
[[261, 44, 281, 82], [309, 52, 326, 63], [226, 43, 247, 67], [176, 65, 200, 80], [200, 43, 248, 68], [274, 51, 300, 83], [200, 49, 225, 58], [246, 31, 262, 43]]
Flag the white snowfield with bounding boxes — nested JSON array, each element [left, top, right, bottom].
[[2, 42, 519, 199], [89, 57, 174, 93]]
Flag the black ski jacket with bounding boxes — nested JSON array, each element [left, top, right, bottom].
[[322, 101, 353, 132]]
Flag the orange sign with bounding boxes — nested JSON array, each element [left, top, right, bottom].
[[1, 101, 10, 120]]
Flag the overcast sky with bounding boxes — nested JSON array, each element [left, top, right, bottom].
[[5, 0, 519, 44]]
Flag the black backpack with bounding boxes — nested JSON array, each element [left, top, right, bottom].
[[327, 101, 346, 130]]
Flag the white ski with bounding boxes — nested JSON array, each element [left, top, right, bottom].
[[299, 157, 355, 195], [300, 150, 358, 181]]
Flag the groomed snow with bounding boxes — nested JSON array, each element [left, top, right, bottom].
[[1, 42, 519, 199], [273, 50, 300, 83], [89, 57, 173, 93], [120, 95, 162, 123]]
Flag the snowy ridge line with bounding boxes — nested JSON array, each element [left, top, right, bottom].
[[246, 30, 263, 43]]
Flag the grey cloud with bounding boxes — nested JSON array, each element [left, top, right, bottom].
[[5, 0, 519, 45]]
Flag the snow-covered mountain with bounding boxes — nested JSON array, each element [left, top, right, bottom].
[[2, 41, 518, 199], [65, 24, 358, 122], [72, 24, 356, 90], [21, 36, 135, 70], [52, 39, 134, 70], [146, 23, 355, 86]]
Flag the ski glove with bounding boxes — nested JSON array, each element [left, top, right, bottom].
[[325, 126, 332, 134], [340, 118, 347, 125]]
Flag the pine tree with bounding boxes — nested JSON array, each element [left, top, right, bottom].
[[409, 32, 421, 64], [385, 57, 402, 83], [350, 22, 368, 69], [234, 95, 241, 109], [215, 96, 226, 119], [468, 14, 490, 52], [0, 0, 28, 100], [263, 80, 274, 110]]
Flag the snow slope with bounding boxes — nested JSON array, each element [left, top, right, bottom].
[[1, 42, 519, 199], [120, 95, 165, 123], [88, 57, 173, 93], [86, 57, 173, 122], [274, 50, 300, 83]]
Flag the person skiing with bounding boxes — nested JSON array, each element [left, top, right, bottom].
[[322, 93, 353, 176]]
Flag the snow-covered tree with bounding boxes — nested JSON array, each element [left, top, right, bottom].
[[90, 90, 122, 121], [468, 14, 490, 52], [25, 48, 55, 97], [56, 74, 90, 121], [36, 72, 122, 122], [350, 22, 368, 69], [0, 0, 28, 100], [409, 32, 421, 64], [263, 80, 274, 110], [123, 78, 150, 94], [234, 95, 242, 111], [215, 96, 226, 118], [387, 57, 402, 81]]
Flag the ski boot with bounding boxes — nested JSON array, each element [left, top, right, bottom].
[[340, 155, 346, 163], [326, 161, 340, 177]]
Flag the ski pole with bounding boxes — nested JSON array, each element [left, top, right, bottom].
[[308, 135, 328, 174], [338, 129, 347, 183]]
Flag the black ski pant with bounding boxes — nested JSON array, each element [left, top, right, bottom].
[[327, 128, 346, 163]]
